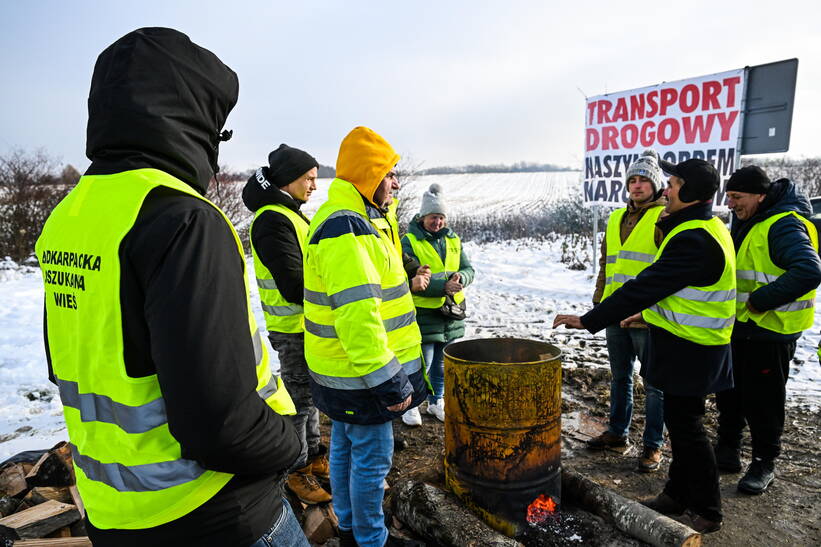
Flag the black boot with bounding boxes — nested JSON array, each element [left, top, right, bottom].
[[338, 527, 358, 547], [738, 457, 775, 495], [714, 442, 742, 473]]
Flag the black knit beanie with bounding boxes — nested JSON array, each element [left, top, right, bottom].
[[726, 166, 771, 194], [266, 143, 319, 187]]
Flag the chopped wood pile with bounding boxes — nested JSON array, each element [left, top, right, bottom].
[[0, 442, 89, 546]]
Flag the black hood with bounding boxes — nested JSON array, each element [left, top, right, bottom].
[[85, 27, 238, 194]]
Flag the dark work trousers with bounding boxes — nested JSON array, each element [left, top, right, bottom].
[[662, 394, 722, 523], [716, 339, 795, 461], [268, 331, 320, 469]]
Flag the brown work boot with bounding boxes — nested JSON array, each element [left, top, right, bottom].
[[286, 466, 332, 504], [688, 511, 722, 534], [640, 492, 685, 516], [309, 446, 330, 480], [586, 431, 629, 451], [637, 445, 663, 473]]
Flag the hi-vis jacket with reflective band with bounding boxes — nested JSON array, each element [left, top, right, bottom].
[[35, 169, 295, 531], [642, 217, 737, 345], [250, 204, 309, 333], [736, 211, 818, 334], [404, 231, 465, 308], [304, 178, 424, 424], [601, 206, 664, 302]]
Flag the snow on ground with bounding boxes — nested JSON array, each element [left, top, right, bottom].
[[2, 172, 820, 460]]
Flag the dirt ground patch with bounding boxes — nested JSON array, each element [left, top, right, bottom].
[[320, 364, 821, 546]]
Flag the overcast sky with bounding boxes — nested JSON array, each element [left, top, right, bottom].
[[2, 0, 819, 172]]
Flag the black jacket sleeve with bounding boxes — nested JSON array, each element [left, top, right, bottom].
[[582, 228, 725, 333], [126, 195, 300, 475], [750, 215, 821, 311], [251, 210, 304, 305]]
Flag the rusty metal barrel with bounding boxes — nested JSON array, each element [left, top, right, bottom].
[[443, 337, 562, 536]]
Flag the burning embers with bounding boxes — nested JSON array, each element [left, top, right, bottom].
[[526, 494, 559, 525]]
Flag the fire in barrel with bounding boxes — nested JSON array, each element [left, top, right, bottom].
[[443, 337, 562, 536]]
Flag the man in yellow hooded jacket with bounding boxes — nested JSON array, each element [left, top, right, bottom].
[[304, 127, 428, 547]]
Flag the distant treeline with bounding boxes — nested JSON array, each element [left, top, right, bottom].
[[418, 161, 576, 175]]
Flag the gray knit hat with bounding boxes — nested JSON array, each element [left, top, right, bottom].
[[625, 149, 664, 193], [419, 183, 447, 217]]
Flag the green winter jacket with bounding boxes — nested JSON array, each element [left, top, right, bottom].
[[401, 216, 475, 343]]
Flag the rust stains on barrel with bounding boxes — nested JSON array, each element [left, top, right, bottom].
[[444, 337, 562, 536]]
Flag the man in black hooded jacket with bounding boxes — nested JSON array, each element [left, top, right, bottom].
[[242, 144, 333, 505], [716, 166, 821, 495], [38, 28, 304, 547]]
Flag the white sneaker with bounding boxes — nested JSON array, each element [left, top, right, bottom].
[[425, 400, 445, 422], [401, 407, 422, 426]]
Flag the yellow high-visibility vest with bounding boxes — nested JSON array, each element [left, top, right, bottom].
[[642, 217, 737, 345], [736, 211, 818, 334], [403, 230, 465, 309], [601, 206, 663, 301], [250, 204, 309, 333], [36, 168, 294, 530]]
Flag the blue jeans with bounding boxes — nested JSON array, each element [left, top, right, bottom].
[[422, 341, 447, 403], [247, 498, 309, 547], [330, 420, 393, 547], [605, 325, 664, 449]]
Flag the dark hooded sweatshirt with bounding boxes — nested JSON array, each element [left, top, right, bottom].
[[730, 178, 821, 343], [44, 28, 300, 547], [242, 177, 310, 305]]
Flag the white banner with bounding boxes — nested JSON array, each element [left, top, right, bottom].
[[583, 68, 746, 209]]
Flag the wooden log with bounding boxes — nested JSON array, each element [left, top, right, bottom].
[[68, 486, 84, 520], [0, 496, 20, 517], [392, 479, 523, 547], [45, 526, 72, 537], [561, 466, 700, 547], [23, 487, 73, 506], [302, 504, 338, 544], [0, 463, 29, 497], [25, 452, 73, 489], [13, 538, 92, 546], [0, 500, 80, 540]]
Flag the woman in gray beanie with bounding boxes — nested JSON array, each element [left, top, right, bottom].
[[400, 183, 475, 425]]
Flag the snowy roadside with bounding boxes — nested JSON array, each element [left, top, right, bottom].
[[2, 238, 821, 460]]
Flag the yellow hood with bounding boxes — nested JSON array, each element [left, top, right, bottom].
[[336, 126, 400, 206]]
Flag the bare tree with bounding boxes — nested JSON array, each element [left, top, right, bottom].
[[206, 167, 252, 253], [0, 149, 73, 262], [741, 156, 821, 197]]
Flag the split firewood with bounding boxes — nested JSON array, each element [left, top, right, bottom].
[[302, 504, 338, 544], [0, 463, 29, 497], [13, 538, 92, 546], [0, 500, 80, 541], [0, 497, 20, 518], [68, 486, 84, 520], [23, 487, 73, 506], [25, 452, 73, 489], [45, 526, 72, 537], [392, 479, 523, 547], [561, 466, 700, 547]]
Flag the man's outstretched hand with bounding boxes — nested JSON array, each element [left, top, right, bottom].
[[552, 314, 585, 330]]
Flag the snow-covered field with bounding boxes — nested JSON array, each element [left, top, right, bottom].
[[2, 173, 820, 460]]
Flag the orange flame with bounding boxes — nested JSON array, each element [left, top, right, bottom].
[[526, 494, 558, 524]]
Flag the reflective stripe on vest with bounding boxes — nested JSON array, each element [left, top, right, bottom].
[[35, 169, 294, 530], [404, 230, 465, 308], [303, 178, 422, 389], [642, 217, 737, 345], [250, 203, 309, 333], [601, 206, 663, 301], [735, 211, 818, 334]]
